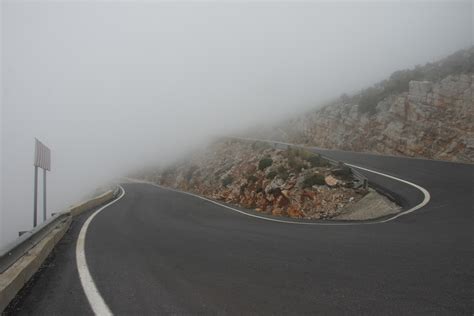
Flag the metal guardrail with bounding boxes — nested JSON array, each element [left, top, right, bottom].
[[350, 168, 369, 189], [0, 187, 121, 274], [227, 137, 369, 189], [0, 211, 70, 273]]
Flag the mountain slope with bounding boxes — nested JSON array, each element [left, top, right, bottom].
[[259, 47, 473, 162]]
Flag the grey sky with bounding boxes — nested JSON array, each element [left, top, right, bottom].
[[1, 0, 472, 246]]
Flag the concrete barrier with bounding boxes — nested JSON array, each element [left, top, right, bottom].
[[0, 188, 118, 312], [68, 190, 115, 217]]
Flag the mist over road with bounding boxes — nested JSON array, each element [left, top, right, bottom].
[[2, 1, 472, 313], [2, 0, 472, 248], [9, 149, 473, 315]]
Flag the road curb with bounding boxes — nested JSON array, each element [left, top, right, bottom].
[[0, 188, 118, 312]]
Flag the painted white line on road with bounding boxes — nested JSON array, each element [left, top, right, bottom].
[[76, 186, 125, 316], [126, 162, 430, 225], [221, 137, 432, 223], [345, 164, 431, 223]]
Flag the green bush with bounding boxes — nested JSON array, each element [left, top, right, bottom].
[[222, 175, 234, 187], [286, 147, 311, 160], [278, 170, 289, 181], [332, 166, 352, 179], [288, 157, 305, 172], [266, 170, 277, 179], [358, 87, 382, 114], [305, 154, 329, 168], [247, 175, 258, 183], [302, 174, 326, 188], [258, 157, 273, 170], [276, 166, 289, 180]]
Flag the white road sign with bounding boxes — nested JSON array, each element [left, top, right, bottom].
[[34, 138, 51, 171]]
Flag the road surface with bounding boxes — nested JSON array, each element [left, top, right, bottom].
[[6, 150, 473, 315]]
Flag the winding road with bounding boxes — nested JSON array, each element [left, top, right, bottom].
[[6, 149, 473, 315]]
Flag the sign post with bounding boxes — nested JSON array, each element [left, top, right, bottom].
[[33, 166, 38, 227], [33, 138, 51, 227], [43, 169, 47, 221]]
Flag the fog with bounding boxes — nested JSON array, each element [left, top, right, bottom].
[[1, 1, 472, 247]]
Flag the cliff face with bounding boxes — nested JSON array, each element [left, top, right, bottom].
[[276, 73, 473, 163]]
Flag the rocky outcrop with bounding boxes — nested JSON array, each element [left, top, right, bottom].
[[137, 140, 370, 219], [272, 72, 473, 163]]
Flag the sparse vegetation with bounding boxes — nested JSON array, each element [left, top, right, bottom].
[[185, 165, 198, 181], [161, 167, 175, 179], [222, 175, 234, 187], [305, 154, 328, 168], [247, 174, 258, 183], [353, 47, 474, 114], [266, 170, 277, 179], [152, 139, 365, 220], [277, 165, 286, 173], [302, 174, 326, 188], [284, 147, 331, 169], [258, 157, 273, 170], [358, 86, 384, 114], [278, 170, 289, 181], [288, 157, 305, 171], [277, 166, 290, 180], [285, 147, 311, 160], [332, 166, 352, 179]]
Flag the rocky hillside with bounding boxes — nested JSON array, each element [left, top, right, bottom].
[[137, 139, 374, 219], [259, 48, 474, 162]]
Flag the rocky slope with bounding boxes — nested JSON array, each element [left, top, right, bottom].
[[258, 48, 474, 162], [137, 139, 372, 219]]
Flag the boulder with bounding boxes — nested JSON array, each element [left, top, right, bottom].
[[325, 175, 338, 187]]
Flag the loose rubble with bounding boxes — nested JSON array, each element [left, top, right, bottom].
[[139, 140, 370, 219]]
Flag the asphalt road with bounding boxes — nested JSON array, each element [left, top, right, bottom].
[[7, 150, 473, 315]]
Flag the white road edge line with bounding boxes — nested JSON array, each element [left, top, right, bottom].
[[76, 185, 125, 316], [345, 164, 431, 223], [125, 164, 431, 225]]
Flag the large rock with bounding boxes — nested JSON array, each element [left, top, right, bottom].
[[324, 175, 338, 187]]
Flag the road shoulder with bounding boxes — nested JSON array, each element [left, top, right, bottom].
[[3, 210, 96, 315]]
